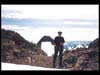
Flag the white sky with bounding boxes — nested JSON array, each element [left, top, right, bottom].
[[1, 5, 99, 42], [2, 5, 99, 20]]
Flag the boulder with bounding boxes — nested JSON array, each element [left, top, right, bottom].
[[88, 38, 99, 49]]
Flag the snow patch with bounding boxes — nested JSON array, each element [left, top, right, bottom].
[[1, 63, 69, 70]]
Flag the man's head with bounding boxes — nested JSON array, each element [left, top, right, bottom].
[[58, 31, 62, 36]]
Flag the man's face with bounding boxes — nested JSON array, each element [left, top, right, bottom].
[[58, 33, 62, 36]]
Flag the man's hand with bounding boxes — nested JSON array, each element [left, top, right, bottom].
[[52, 43, 56, 46]]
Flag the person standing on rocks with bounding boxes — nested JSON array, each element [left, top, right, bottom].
[[53, 31, 65, 68]]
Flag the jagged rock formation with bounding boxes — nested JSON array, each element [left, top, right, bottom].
[[88, 38, 99, 49], [37, 36, 54, 48], [1, 29, 37, 51], [63, 38, 99, 70], [1, 29, 48, 67]]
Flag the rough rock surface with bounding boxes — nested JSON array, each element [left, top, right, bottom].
[[37, 36, 54, 48], [1, 29, 48, 67], [63, 38, 99, 70], [88, 38, 99, 49]]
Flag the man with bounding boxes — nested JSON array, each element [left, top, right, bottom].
[[53, 31, 65, 68]]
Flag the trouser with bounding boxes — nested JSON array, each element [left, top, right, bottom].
[[53, 45, 63, 67]]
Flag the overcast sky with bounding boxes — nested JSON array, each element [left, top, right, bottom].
[[2, 5, 98, 19], [1, 5, 99, 42]]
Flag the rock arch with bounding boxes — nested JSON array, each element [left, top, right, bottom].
[[37, 36, 54, 48]]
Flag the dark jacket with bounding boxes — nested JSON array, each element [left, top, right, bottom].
[[54, 36, 65, 46]]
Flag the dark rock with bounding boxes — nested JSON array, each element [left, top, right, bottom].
[[1, 29, 36, 51], [37, 36, 54, 48], [1, 29, 48, 65], [63, 56, 77, 65], [88, 38, 99, 49], [63, 38, 99, 70]]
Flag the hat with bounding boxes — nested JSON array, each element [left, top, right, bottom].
[[58, 31, 62, 34]]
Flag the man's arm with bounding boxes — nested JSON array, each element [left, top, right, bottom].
[[54, 37, 58, 43], [53, 37, 57, 46], [60, 37, 65, 45], [63, 37, 65, 43]]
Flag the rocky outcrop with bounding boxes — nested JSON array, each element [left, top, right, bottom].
[[37, 36, 54, 48], [1, 29, 48, 67], [1, 29, 37, 51], [63, 38, 99, 70], [88, 38, 99, 49]]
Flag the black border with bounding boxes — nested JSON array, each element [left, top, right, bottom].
[[1, 0, 99, 4], [0, 0, 99, 73]]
